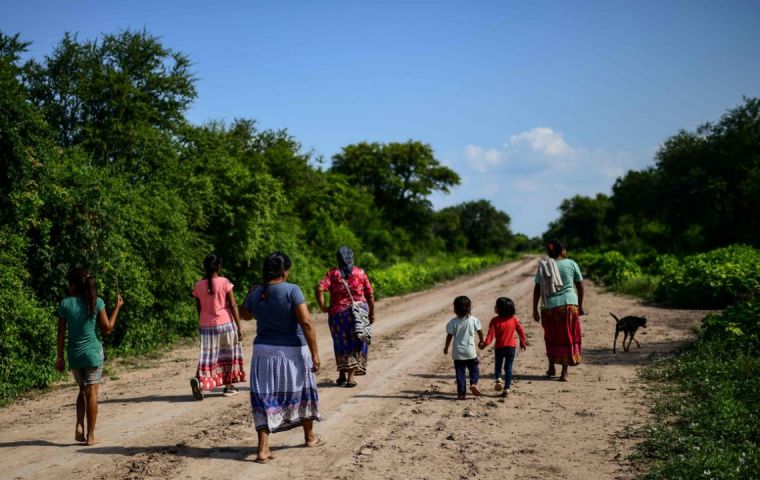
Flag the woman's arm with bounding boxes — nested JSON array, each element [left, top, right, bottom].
[[364, 275, 375, 324], [295, 303, 320, 372], [575, 281, 585, 315], [97, 295, 123, 335], [56, 317, 66, 372], [532, 284, 541, 322], [314, 285, 329, 313], [226, 290, 243, 340]]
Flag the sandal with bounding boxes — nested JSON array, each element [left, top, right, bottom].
[[190, 378, 204, 401], [336, 376, 347, 386], [305, 435, 326, 448], [254, 453, 276, 464], [223, 385, 239, 397], [344, 381, 358, 388]]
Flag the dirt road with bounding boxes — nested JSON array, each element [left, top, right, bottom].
[[0, 257, 707, 480]]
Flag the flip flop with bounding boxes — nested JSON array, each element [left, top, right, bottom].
[[469, 384, 482, 396], [344, 381, 358, 388], [306, 435, 326, 448], [190, 378, 204, 401], [254, 454, 276, 464]]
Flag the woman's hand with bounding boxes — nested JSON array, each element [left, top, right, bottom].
[[443, 346, 448, 355], [237, 326, 244, 342], [533, 310, 541, 322], [369, 314, 375, 325], [579, 306, 586, 316], [478, 341, 486, 350], [311, 353, 321, 373], [319, 304, 329, 313], [55, 355, 65, 372], [115, 294, 124, 308]]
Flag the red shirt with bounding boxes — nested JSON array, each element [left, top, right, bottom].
[[319, 267, 374, 315], [484, 316, 526, 348]]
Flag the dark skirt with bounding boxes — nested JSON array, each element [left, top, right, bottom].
[[328, 306, 369, 375]]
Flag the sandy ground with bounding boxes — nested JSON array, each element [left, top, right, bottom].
[[0, 256, 708, 480]]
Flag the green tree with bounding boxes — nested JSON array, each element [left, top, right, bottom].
[[544, 194, 611, 249], [24, 30, 195, 176], [331, 140, 460, 238]]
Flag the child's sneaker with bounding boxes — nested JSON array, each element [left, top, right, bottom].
[[469, 384, 482, 396], [494, 379, 503, 392], [501, 388, 510, 398]]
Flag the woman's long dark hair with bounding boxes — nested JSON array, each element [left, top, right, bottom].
[[203, 254, 222, 294], [68, 267, 98, 315], [260, 252, 292, 300]]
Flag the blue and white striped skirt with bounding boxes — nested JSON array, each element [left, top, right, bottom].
[[249, 343, 321, 432]]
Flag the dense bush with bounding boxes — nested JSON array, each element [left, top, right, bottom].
[[0, 30, 516, 403], [655, 245, 760, 308], [636, 300, 760, 479], [371, 254, 508, 298], [574, 250, 643, 286]]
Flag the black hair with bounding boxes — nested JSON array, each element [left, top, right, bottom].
[[260, 251, 292, 300], [68, 267, 98, 315], [453, 295, 472, 318], [495, 297, 516, 318], [546, 238, 565, 259], [203, 253, 222, 294]]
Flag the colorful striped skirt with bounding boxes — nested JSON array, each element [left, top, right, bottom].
[[196, 322, 246, 391], [328, 306, 368, 375], [541, 304, 582, 366], [249, 344, 321, 433]]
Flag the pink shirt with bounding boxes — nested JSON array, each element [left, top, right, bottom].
[[192, 277, 234, 327], [319, 267, 374, 315]]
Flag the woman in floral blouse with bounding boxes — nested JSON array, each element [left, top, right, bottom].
[[315, 246, 375, 388]]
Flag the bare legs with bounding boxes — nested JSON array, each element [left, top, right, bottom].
[[75, 388, 86, 442], [256, 420, 320, 462], [303, 419, 319, 445], [346, 367, 356, 385], [75, 384, 99, 445], [547, 359, 569, 381], [559, 359, 569, 382], [256, 429, 272, 462]]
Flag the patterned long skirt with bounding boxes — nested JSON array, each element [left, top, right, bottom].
[[541, 305, 582, 366], [196, 322, 246, 391], [249, 344, 321, 432], [328, 306, 369, 375]]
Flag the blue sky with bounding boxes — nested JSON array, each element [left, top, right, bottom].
[[3, 0, 760, 236]]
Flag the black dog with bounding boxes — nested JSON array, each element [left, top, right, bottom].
[[610, 313, 647, 353]]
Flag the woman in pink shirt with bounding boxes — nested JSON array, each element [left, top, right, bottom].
[[479, 297, 527, 397], [190, 254, 245, 400]]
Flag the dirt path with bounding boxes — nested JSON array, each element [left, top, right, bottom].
[[0, 257, 707, 480]]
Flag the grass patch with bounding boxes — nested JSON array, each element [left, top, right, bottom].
[[633, 301, 760, 478]]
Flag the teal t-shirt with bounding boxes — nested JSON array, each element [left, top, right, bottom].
[[446, 315, 482, 361], [57, 296, 105, 369], [534, 258, 583, 310]]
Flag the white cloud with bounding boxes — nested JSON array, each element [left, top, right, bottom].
[[464, 144, 504, 172], [432, 127, 654, 237], [509, 127, 576, 158]]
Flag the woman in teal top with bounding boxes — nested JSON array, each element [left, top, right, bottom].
[[532, 239, 585, 382], [56, 267, 123, 446]]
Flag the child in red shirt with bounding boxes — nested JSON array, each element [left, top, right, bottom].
[[479, 297, 527, 397]]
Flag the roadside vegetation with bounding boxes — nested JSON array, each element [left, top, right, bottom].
[[0, 30, 537, 403], [544, 98, 760, 478]]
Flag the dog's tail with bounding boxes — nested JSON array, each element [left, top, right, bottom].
[[609, 312, 621, 322]]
